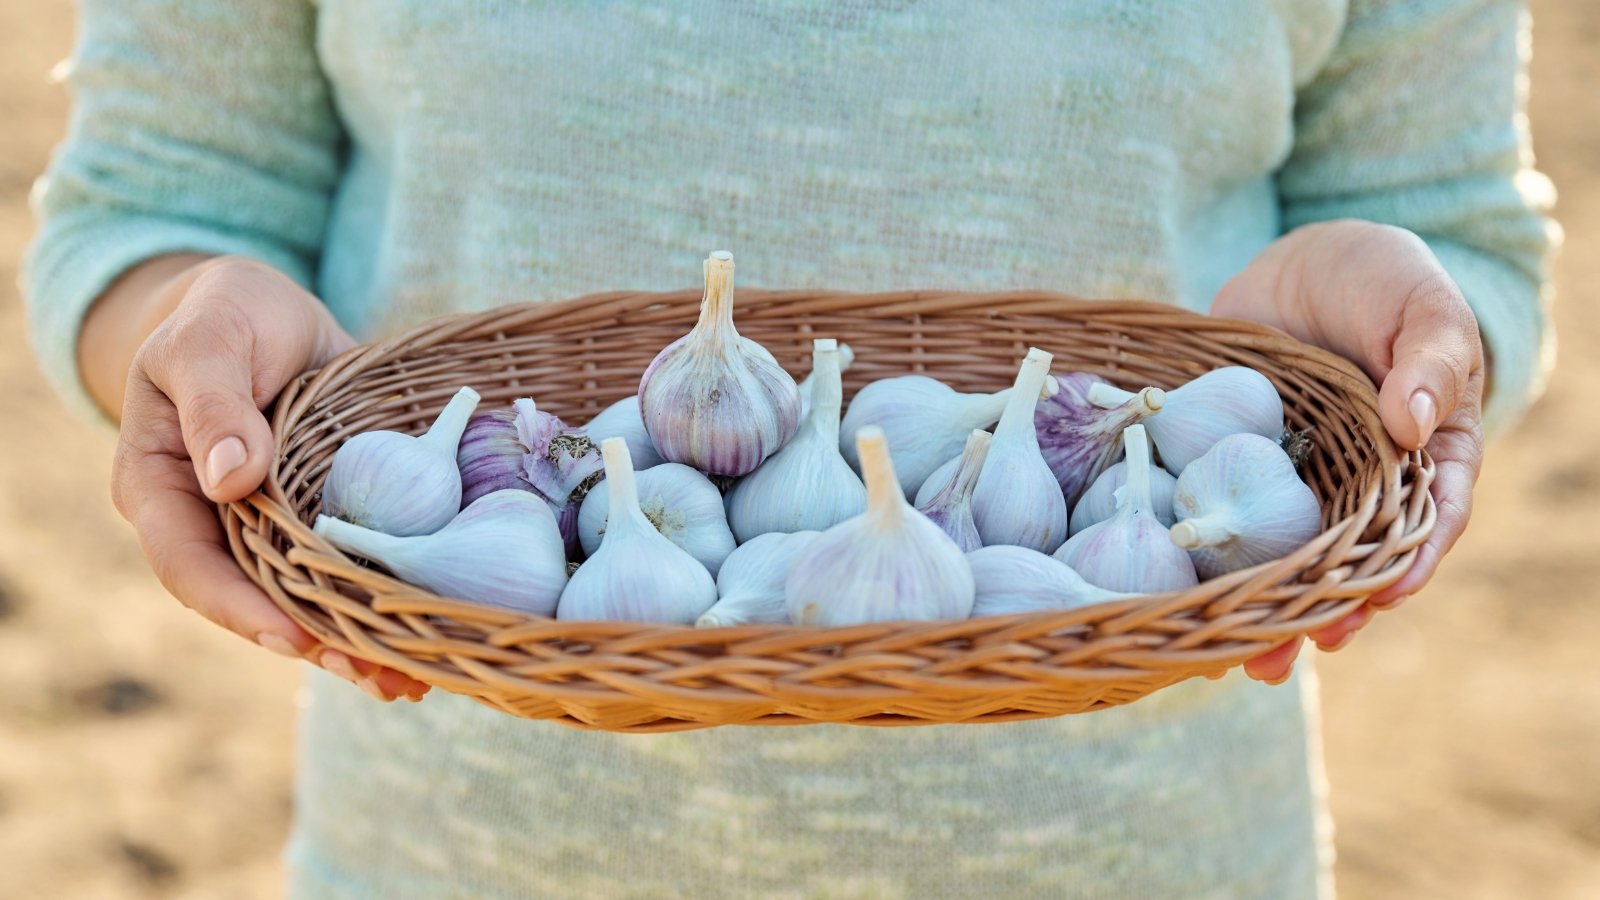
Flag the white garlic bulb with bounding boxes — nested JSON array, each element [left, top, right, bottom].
[[725, 339, 867, 542], [576, 462, 736, 577], [1035, 372, 1165, 508], [799, 342, 854, 421], [557, 439, 717, 624], [313, 490, 567, 616], [1054, 425, 1198, 593], [322, 386, 480, 536], [639, 252, 801, 476], [839, 374, 1056, 499], [913, 430, 991, 552], [1170, 433, 1322, 579], [583, 396, 666, 470], [967, 546, 1128, 617], [1069, 455, 1178, 536], [968, 348, 1069, 552], [786, 426, 975, 627], [1087, 366, 1283, 474], [695, 530, 821, 628]]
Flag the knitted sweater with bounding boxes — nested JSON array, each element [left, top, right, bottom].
[[24, 1, 1552, 897]]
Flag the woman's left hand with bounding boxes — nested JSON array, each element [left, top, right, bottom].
[[1210, 219, 1486, 683]]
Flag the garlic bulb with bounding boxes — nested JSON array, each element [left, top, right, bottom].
[[322, 386, 479, 536], [557, 439, 718, 624], [1069, 456, 1178, 536], [799, 342, 854, 421], [1088, 366, 1283, 474], [1169, 433, 1322, 579], [785, 426, 975, 627], [1053, 425, 1198, 593], [839, 375, 1056, 499], [1035, 373, 1165, 508], [583, 396, 666, 470], [912, 430, 991, 552], [695, 530, 820, 628], [313, 490, 567, 616], [639, 252, 801, 476], [725, 339, 867, 541], [576, 462, 737, 577], [967, 546, 1128, 617], [457, 398, 603, 559], [967, 349, 1069, 552]]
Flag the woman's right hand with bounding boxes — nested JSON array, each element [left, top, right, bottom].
[[105, 256, 430, 702]]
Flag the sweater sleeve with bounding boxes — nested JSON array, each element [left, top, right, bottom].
[[1279, 0, 1558, 435], [22, 0, 342, 419]]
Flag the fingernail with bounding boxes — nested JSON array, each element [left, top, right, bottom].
[[1319, 631, 1357, 653], [257, 632, 304, 659], [1264, 668, 1294, 686], [319, 649, 360, 683], [205, 436, 248, 491], [358, 677, 393, 702], [1372, 592, 1412, 610], [1408, 390, 1437, 445]]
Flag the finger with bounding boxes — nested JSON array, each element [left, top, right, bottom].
[[139, 310, 276, 503], [317, 649, 432, 702], [1309, 603, 1376, 651], [1377, 276, 1481, 450], [1369, 442, 1477, 607], [1243, 637, 1303, 685]]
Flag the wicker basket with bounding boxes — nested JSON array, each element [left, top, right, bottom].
[[222, 289, 1435, 732]]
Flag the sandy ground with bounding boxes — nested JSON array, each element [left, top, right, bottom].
[[0, 2, 1595, 898]]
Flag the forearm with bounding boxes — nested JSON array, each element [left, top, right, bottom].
[[77, 253, 215, 421]]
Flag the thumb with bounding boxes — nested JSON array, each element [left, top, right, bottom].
[[141, 318, 277, 503], [1377, 279, 1482, 451]]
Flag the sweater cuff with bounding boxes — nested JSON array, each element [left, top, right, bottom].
[[22, 210, 315, 425], [1426, 239, 1554, 439]]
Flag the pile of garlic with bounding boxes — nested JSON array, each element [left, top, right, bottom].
[[313, 251, 1323, 628]]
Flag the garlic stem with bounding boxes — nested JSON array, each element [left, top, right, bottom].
[[694, 251, 738, 347], [599, 438, 648, 532], [805, 339, 844, 440], [1122, 425, 1154, 513], [995, 348, 1053, 440], [1170, 514, 1239, 550], [420, 386, 482, 454], [1086, 382, 1165, 414], [313, 514, 401, 562], [856, 426, 905, 530]]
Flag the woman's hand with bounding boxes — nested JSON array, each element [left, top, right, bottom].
[[1211, 220, 1486, 683], [87, 255, 431, 702]]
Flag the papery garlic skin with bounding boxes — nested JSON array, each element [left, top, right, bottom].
[[967, 348, 1069, 552], [798, 342, 854, 422], [1089, 367, 1283, 474], [1054, 424, 1198, 593], [313, 490, 567, 616], [557, 439, 717, 624], [638, 252, 801, 476], [1170, 433, 1322, 579], [576, 462, 737, 577], [457, 398, 603, 559], [322, 386, 479, 537], [839, 377, 1010, 499], [786, 426, 975, 627], [696, 531, 820, 628], [1035, 373, 1165, 508], [1069, 456, 1178, 536], [726, 339, 867, 542], [967, 546, 1128, 617], [583, 396, 666, 471], [913, 430, 991, 552]]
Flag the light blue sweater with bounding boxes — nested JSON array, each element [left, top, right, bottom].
[[25, 1, 1553, 897]]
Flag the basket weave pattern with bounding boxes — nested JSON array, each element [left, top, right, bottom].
[[223, 290, 1435, 732]]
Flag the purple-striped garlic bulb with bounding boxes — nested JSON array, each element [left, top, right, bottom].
[[1034, 373, 1165, 510], [913, 430, 991, 553], [456, 398, 603, 559], [638, 251, 801, 476]]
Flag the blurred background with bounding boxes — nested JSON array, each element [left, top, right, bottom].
[[0, 2, 1595, 898]]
